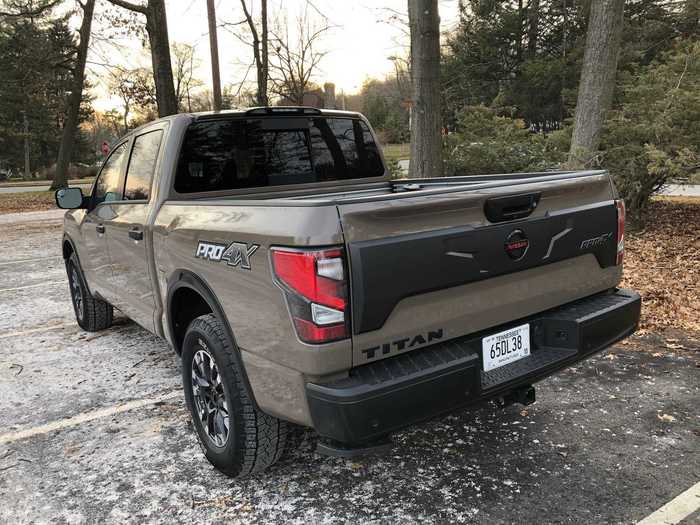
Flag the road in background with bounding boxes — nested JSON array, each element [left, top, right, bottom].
[[0, 183, 92, 194], [659, 184, 700, 197]]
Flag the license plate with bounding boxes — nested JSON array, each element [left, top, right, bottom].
[[482, 323, 531, 372]]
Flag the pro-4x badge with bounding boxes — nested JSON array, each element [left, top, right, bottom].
[[195, 241, 260, 270]]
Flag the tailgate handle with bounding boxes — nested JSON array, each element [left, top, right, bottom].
[[484, 192, 541, 223]]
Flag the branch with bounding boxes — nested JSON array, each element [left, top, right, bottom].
[[0, 0, 61, 18], [107, 0, 147, 15]]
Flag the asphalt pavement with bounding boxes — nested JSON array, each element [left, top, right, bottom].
[[0, 211, 698, 524]]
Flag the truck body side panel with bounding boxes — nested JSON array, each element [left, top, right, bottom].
[[152, 202, 351, 375]]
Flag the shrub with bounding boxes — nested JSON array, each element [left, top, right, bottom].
[[443, 105, 567, 176], [601, 40, 700, 223]]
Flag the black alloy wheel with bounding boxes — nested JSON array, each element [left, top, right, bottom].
[[190, 346, 230, 448]]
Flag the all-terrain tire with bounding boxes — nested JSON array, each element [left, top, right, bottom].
[[181, 314, 287, 477], [66, 252, 113, 332]]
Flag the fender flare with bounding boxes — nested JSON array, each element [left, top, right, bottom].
[[166, 269, 260, 410], [62, 233, 96, 296], [62, 233, 77, 260]]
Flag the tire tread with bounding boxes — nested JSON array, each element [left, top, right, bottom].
[[185, 314, 287, 477], [68, 253, 113, 332]]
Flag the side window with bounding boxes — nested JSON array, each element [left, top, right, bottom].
[[124, 130, 163, 200], [93, 142, 128, 205]]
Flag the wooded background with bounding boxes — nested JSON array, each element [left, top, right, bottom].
[[0, 0, 698, 222]]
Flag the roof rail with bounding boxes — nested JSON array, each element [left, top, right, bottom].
[[245, 106, 322, 116]]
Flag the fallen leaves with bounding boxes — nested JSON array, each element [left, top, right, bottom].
[[0, 191, 55, 214], [656, 413, 677, 423], [621, 197, 700, 336]]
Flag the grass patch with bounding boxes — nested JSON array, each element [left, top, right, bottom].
[[382, 143, 410, 162], [0, 191, 55, 214]]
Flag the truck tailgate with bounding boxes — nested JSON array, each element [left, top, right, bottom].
[[337, 171, 623, 366]]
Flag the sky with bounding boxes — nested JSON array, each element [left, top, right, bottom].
[[85, 0, 459, 111]]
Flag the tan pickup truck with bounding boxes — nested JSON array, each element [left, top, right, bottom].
[[55, 107, 640, 477]]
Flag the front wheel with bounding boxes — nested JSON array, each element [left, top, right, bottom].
[[181, 314, 287, 477], [66, 253, 113, 332]]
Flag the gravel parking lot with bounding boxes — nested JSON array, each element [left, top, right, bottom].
[[1, 211, 698, 524]]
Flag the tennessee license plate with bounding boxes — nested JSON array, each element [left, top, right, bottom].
[[482, 324, 531, 372]]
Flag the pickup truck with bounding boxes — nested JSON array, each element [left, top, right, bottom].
[[55, 107, 641, 477]]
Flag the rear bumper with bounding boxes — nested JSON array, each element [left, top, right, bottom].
[[306, 288, 641, 444]]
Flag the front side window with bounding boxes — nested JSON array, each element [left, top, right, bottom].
[[124, 130, 163, 200], [93, 142, 128, 204], [174, 117, 385, 193]]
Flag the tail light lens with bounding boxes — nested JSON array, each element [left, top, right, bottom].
[[270, 247, 349, 344], [616, 199, 625, 265]]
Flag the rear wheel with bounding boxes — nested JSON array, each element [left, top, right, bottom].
[[66, 253, 113, 332], [181, 314, 287, 477]]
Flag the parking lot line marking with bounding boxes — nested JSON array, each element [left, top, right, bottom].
[[0, 255, 62, 266], [0, 391, 181, 445], [637, 481, 700, 525], [0, 322, 75, 340], [0, 280, 65, 293]]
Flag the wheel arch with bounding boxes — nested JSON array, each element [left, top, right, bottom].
[[62, 233, 76, 260], [62, 233, 95, 296], [166, 270, 260, 409]]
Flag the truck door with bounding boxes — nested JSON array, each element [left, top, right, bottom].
[[105, 128, 164, 332], [80, 141, 129, 298]]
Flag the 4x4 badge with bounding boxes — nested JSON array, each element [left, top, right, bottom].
[[195, 241, 259, 270]]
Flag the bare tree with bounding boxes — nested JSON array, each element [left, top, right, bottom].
[[408, 0, 442, 178], [172, 43, 203, 112], [109, 67, 156, 132], [568, 0, 625, 168], [268, 2, 331, 105], [51, 0, 95, 191], [107, 0, 178, 117], [240, 0, 269, 106]]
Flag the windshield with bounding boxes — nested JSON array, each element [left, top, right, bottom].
[[175, 117, 385, 193]]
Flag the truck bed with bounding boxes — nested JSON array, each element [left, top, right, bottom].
[[180, 170, 608, 206]]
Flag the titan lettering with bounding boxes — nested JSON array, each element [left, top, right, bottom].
[[362, 329, 444, 360]]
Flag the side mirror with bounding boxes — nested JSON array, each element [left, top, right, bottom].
[[55, 187, 86, 209]]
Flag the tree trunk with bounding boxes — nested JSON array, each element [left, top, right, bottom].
[[568, 0, 624, 168], [260, 0, 268, 106], [206, 0, 222, 111], [408, 0, 442, 179], [108, 0, 177, 116], [527, 0, 539, 56], [516, 0, 524, 61], [241, 0, 269, 106], [145, 0, 177, 116], [51, 0, 95, 191]]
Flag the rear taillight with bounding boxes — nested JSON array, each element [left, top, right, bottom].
[[616, 199, 625, 265], [270, 247, 349, 344]]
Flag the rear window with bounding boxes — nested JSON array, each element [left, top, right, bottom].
[[174, 117, 385, 193]]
